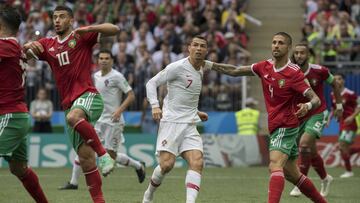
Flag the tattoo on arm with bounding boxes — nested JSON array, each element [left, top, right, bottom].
[[304, 89, 321, 109], [212, 63, 254, 76]]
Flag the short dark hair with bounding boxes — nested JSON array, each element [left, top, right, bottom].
[[0, 6, 21, 35], [54, 5, 73, 18], [98, 49, 114, 59], [334, 72, 345, 79], [274, 32, 292, 45], [191, 35, 208, 46], [294, 42, 309, 50]]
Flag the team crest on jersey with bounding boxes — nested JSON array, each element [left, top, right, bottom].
[[310, 79, 318, 86], [104, 79, 109, 87], [68, 39, 76, 48], [278, 79, 285, 88]]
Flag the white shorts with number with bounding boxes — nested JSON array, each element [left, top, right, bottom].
[[156, 121, 203, 156], [95, 121, 125, 152]]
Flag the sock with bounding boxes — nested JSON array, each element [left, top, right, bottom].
[[268, 170, 284, 203], [298, 147, 311, 176], [84, 167, 104, 203], [18, 168, 48, 203], [349, 146, 360, 155], [74, 119, 106, 157], [185, 170, 201, 203], [340, 151, 352, 172], [147, 165, 164, 194], [296, 174, 327, 203], [311, 153, 327, 179], [70, 156, 82, 185], [116, 153, 142, 169]]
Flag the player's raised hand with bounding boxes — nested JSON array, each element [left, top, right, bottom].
[[111, 110, 122, 122], [23, 41, 44, 57], [295, 103, 309, 118], [152, 107, 162, 121], [198, 111, 208, 121], [74, 26, 91, 38]]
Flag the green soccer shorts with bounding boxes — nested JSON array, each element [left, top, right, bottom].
[[339, 130, 356, 144], [299, 110, 329, 139], [0, 113, 30, 162], [269, 127, 299, 160], [65, 92, 104, 152]]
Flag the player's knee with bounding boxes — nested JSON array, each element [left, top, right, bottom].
[[9, 165, 26, 177], [160, 161, 175, 174], [189, 157, 203, 172], [66, 111, 84, 127]]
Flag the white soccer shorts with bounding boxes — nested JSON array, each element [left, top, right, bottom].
[[156, 121, 203, 156], [95, 121, 125, 152]]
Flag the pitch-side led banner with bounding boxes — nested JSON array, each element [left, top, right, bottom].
[[0, 134, 359, 168]]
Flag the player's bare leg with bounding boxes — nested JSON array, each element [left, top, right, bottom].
[[339, 141, 354, 178], [142, 151, 175, 203], [67, 108, 114, 176], [78, 143, 105, 203], [106, 149, 146, 183], [268, 150, 287, 203], [182, 150, 203, 203], [9, 160, 48, 203], [284, 159, 327, 203]]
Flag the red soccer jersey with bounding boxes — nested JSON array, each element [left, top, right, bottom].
[[251, 59, 310, 134], [37, 32, 99, 110], [331, 88, 359, 131], [0, 37, 28, 114], [298, 64, 332, 122]]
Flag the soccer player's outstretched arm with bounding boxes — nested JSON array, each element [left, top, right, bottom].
[[74, 23, 120, 37], [330, 78, 343, 119], [295, 88, 321, 118], [209, 62, 255, 76]]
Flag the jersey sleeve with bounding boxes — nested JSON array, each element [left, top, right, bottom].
[[116, 73, 132, 94], [322, 66, 334, 84], [250, 62, 262, 77], [292, 70, 311, 95], [37, 38, 49, 60], [81, 32, 100, 47], [0, 41, 17, 58]]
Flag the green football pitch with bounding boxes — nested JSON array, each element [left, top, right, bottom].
[[0, 167, 359, 203]]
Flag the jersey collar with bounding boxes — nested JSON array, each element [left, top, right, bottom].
[[304, 63, 311, 76], [56, 31, 74, 44], [272, 59, 291, 72], [0, 37, 18, 42]]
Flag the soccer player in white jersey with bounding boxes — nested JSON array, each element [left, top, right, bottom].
[[142, 36, 211, 203], [59, 50, 146, 190]]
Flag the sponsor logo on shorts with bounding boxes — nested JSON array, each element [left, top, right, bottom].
[[161, 139, 167, 146]]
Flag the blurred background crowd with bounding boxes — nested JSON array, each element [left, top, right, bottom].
[[2, 0, 252, 112]]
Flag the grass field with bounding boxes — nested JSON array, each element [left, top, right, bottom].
[[0, 167, 359, 203]]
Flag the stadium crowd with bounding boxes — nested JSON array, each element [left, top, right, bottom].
[[3, 0, 251, 111], [301, 0, 360, 68]]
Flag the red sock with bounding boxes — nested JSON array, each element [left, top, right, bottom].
[[340, 151, 352, 172], [74, 119, 106, 156], [268, 170, 284, 203], [18, 168, 48, 203], [311, 153, 327, 179], [349, 146, 360, 155], [298, 148, 311, 176], [297, 174, 327, 203], [84, 167, 105, 203]]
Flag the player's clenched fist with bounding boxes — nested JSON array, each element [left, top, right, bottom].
[[23, 41, 44, 57], [198, 111, 208, 121], [152, 107, 162, 121]]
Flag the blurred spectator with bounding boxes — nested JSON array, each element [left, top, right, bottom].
[[140, 98, 158, 135], [30, 88, 53, 133], [235, 97, 260, 136], [152, 42, 177, 71]]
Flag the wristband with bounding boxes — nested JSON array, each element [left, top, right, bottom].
[[305, 102, 312, 110], [204, 60, 214, 70], [336, 103, 343, 110]]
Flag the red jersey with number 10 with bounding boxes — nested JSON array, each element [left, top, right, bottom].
[[0, 38, 27, 114], [251, 59, 310, 133], [37, 32, 99, 110]]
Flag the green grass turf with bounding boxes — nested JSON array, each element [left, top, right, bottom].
[[0, 167, 359, 203]]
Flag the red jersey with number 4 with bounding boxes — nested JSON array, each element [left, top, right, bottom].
[[0, 37, 27, 114], [37, 32, 99, 110], [298, 64, 332, 122], [331, 88, 358, 131], [251, 59, 310, 133]]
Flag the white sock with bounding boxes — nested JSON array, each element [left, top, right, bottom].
[[147, 165, 164, 193], [70, 155, 81, 185], [116, 153, 142, 169], [185, 170, 201, 203]]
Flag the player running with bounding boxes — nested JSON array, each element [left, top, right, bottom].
[[24, 5, 119, 202], [0, 7, 48, 203], [289, 43, 342, 197], [331, 73, 360, 178], [207, 32, 327, 203], [59, 50, 146, 190]]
